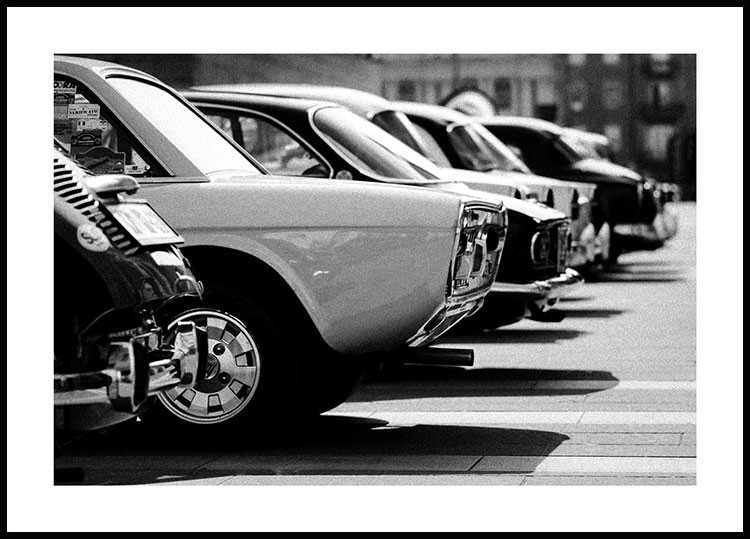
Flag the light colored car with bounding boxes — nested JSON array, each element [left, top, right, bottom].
[[185, 90, 583, 329], [54, 56, 507, 429]]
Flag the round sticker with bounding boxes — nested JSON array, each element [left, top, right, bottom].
[[76, 223, 110, 252]]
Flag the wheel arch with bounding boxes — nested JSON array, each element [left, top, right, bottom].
[[180, 244, 330, 352]]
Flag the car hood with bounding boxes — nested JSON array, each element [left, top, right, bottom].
[[569, 158, 643, 183]]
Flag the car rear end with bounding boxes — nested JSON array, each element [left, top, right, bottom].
[[54, 151, 207, 430], [407, 200, 507, 346]]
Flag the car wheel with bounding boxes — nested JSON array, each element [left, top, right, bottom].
[[145, 284, 302, 432]]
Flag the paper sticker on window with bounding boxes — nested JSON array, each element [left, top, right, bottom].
[[68, 103, 100, 120], [54, 81, 77, 105], [74, 146, 126, 175], [124, 164, 147, 175], [75, 119, 108, 132]]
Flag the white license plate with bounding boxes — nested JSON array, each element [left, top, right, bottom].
[[106, 202, 183, 246]]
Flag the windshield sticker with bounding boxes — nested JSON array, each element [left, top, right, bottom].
[[124, 164, 146, 175], [76, 223, 110, 252], [54, 81, 76, 105], [67, 103, 100, 120], [75, 119, 108, 132]]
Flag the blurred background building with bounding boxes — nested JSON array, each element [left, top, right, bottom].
[[78, 53, 696, 199]]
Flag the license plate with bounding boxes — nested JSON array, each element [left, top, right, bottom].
[[105, 201, 183, 246]]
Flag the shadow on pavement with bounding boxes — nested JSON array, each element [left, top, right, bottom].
[[561, 308, 628, 319], [444, 328, 588, 345], [584, 272, 684, 284], [353, 366, 619, 402], [55, 417, 570, 485]]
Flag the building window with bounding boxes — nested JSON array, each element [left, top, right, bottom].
[[644, 124, 675, 160], [397, 79, 417, 101], [568, 81, 587, 113], [647, 81, 674, 108], [494, 78, 512, 109], [568, 54, 586, 66], [649, 54, 673, 74], [603, 124, 623, 153], [602, 80, 624, 109], [602, 54, 621, 65]]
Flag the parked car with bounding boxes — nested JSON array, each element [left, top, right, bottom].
[[185, 90, 583, 329], [54, 149, 207, 432], [388, 101, 600, 268], [480, 116, 667, 261], [196, 84, 599, 268], [561, 126, 679, 241], [54, 56, 506, 428]]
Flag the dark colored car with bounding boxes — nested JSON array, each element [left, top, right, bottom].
[[185, 90, 582, 328], [480, 116, 666, 261], [54, 149, 206, 432]]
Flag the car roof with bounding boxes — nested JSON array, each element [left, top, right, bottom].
[[482, 116, 564, 136], [54, 55, 162, 84], [182, 89, 336, 114], [190, 83, 393, 118], [391, 101, 474, 126]]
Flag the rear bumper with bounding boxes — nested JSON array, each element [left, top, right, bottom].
[[490, 268, 585, 312], [407, 289, 487, 347], [653, 205, 679, 241], [613, 222, 664, 251], [54, 321, 206, 429], [569, 222, 597, 268]]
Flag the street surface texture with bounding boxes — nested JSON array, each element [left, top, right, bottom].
[[56, 203, 696, 486]]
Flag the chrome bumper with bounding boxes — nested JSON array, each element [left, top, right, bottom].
[[653, 205, 679, 241], [613, 222, 662, 243], [490, 268, 585, 312], [569, 222, 597, 267], [407, 288, 487, 347], [54, 321, 206, 415]]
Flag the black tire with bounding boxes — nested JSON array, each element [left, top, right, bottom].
[[141, 281, 303, 434], [299, 353, 367, 415]]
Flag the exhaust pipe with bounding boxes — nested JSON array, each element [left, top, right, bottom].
[[394, 347, 474, 367]]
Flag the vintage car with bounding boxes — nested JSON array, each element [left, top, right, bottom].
[[561, 126, 679, 241], [480, 116, 667, 261], [54, 149, 207, 432], [195, 84, 599, 268], [184, 90, 583, 329], [388, 101, 601, 268], [54, 56, 507, 428]]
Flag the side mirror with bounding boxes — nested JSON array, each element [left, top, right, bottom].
[[84, 174, 140, 197]]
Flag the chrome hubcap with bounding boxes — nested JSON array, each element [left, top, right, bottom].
[[158, 310, 260, 425]]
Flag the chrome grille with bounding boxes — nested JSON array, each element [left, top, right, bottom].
[[54, 155, 139, 256]]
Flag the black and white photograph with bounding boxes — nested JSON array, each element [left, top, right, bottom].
[[7, 6, 742, 533]]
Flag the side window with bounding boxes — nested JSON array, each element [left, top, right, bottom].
[[53, 77, 164, 176], [411, 123, 452, 168], [236, 116, 329, 178], [205, 113, 233, 138]]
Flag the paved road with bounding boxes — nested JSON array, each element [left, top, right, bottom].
[[55, 203, 696, 486]]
